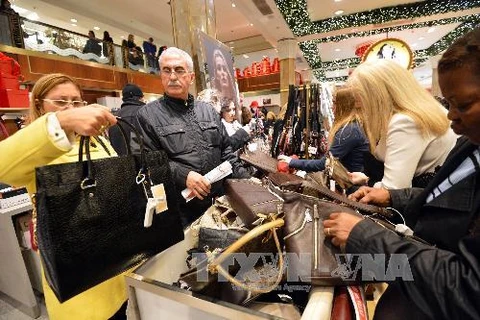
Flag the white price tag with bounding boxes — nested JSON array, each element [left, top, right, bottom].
[[247, 142, 258, 152]]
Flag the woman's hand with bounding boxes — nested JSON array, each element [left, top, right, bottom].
[[277, 155, 292, 164], [56, 104, 117, 136], [323, 212, 363, 248], [349, 172, 369, 185], [348, 186, 391, 206]]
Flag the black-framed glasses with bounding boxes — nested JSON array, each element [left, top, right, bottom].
[[161, 67, 189, 77], [42, 99, 88, 108]]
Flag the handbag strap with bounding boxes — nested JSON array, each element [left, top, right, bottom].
[[77, 117, 149, 190], [210, 218, 285, 294], [282, 180, 392, 218]]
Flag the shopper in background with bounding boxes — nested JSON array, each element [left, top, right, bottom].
[[102, 30, 114, 59], [122, 33, 136, 49], [324, 26, 480, 319], [82, 30, 101, 56], [128, 46, 144, 67], [135, 47, 249, 227], [0, 73, 128, 320], [143, 37, 158, 70], [220, 96, 252, 151], [278, 87, 369, 173], [108, 83, 145, 156], [348, 59, 457, 189], [241, 105, 253, 126]]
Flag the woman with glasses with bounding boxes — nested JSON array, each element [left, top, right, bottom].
[[0, 73, 129, 320]]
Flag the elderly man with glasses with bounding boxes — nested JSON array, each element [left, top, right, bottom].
[[135, 47, 249, 227]]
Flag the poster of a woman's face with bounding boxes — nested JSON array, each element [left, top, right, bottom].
[[199, 31, 238, 105]]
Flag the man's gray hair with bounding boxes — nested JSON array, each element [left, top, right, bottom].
[[158, 47, 194, 72]]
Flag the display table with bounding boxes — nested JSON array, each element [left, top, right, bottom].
[[126, 229, 334, 319], [0, 202, 40, 318]]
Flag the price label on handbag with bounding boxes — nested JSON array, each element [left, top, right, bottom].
[[151, 184, 168, 213]]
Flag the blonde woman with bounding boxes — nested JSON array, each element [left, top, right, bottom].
[[278, 87, 369, 172], [0, 74, 128, 319], [348, 60, 457, 189]]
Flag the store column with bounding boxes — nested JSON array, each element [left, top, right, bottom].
[[277, 38, 297, 107], [170, 0, 216, 94]]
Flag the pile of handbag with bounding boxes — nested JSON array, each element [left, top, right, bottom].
[[175, 172, 396, 320]]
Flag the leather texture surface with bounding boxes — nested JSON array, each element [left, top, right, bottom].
[[278, 188, 362, 285], [35, 146, 184, 302], [225, 179, 284, 227], [239, 149, 278, 173]]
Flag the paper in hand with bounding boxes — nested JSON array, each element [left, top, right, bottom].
[[181, 161, 233, 202]]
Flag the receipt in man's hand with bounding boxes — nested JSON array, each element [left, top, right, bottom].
[[181, 161, 232, 202]]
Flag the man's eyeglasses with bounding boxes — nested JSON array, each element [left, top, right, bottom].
[[161, 67, 189, 77], [42, 99, 88, 108]]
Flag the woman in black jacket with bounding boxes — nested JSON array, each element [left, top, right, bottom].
[[324, 27, 480, 319]]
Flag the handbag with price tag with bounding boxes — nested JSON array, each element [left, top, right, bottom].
[[35, 118, 184, 302]]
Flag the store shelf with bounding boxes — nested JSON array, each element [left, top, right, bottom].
[[0, 202, 33, 216], [0, 108, 29, 113]]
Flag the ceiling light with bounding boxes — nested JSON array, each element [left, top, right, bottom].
[[427, 27, 435, 33], [27, 13, 39, 20], [70, 18, 77, 23], [334, 10, 344, 15], [93, 26, 100, 30], [249, 23, 253, 26], [335, 48, 341, 52], [334, 0, 342, 2], [243, 54, 249, 59], [71, 23, 77, 27], [231, 2, 236, 7]]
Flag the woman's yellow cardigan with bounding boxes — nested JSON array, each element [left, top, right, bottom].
[[0, 114, 127, 320]]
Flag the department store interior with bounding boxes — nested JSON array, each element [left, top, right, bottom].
[[1, 0, 479, 319]]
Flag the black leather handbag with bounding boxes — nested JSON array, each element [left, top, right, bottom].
[[35, 118, 184, 302]]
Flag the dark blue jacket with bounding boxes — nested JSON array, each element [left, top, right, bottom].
[[288, 121, 369, 172]]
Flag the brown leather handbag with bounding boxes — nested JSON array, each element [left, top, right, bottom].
[[269, 179, 390, 286], [278, 187, 363, 285], [239, 149, 278, 173], [224, 179, 284, 227]]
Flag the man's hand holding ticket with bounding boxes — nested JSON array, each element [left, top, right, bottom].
[[181, 161, 233, 202]]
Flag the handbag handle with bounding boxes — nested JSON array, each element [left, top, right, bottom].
[[281, 179, 392, 218], [78, 117, 149, 190], [209, 218, 285, 294]]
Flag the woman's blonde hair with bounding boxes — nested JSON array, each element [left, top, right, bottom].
[[29, 73, 82, 122], [328, 87, 365, 145], [347, 60, 449, 152]]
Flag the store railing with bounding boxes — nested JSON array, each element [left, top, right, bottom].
[[0, 12, 159, 75]]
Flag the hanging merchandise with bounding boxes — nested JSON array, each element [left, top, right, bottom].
[[271, 83, 334, 160], [320, 83, 334, 130]]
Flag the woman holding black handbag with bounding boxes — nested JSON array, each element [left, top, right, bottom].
[[0, 73, 127, 319]]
